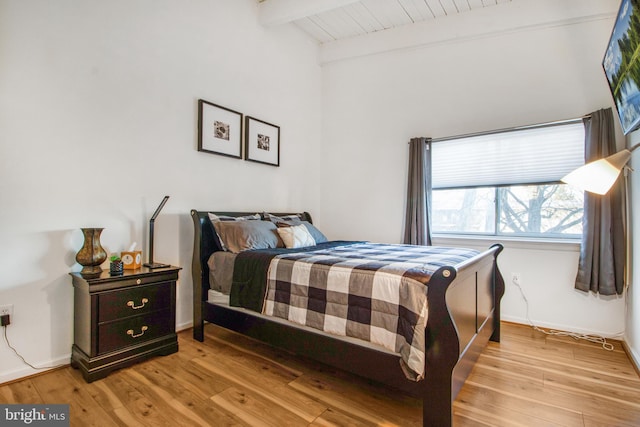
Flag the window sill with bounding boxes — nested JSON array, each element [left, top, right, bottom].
[[432, 234, 580, 252]]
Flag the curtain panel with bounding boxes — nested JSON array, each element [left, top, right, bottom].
[[404, 137, 432, 246], [575, 108, 626, 295]]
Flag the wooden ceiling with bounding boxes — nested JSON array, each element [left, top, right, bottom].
[[258, 0, 512, 44]]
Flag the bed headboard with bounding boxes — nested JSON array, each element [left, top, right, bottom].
[[189, 210, 313, 306]]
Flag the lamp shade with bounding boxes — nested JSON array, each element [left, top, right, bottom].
[[561, 149, 631, 195]]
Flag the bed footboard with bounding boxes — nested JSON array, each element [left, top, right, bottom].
[[422, 243, 504, 426]]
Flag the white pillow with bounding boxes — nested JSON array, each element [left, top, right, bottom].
[[276, 224, 316, 249]]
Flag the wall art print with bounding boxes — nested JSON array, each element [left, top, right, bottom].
[[197, 99, 243, 158], [244, 116, 280, 167]]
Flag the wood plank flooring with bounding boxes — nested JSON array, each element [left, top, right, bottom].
[[1, 322, 639, 426]]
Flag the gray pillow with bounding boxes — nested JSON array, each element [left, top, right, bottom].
[[208, 212, 261, 251], [213, 220, 280, 253]]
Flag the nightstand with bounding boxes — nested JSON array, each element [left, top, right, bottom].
[[69, 266, 180, 382]]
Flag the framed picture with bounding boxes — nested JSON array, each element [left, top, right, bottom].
[[603, 0, 640, 134], [245, 116, 280, 167], [197, 99, 243, 158]]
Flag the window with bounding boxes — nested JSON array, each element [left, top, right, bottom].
[[431, 121, 585, 239]]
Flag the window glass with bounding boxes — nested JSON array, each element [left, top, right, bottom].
[[432, 188, 495, 234], [498, 184, 583, 237]]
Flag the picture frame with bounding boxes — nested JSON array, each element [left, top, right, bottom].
[[245, 116, 280, 167], [603, 0, 640, 134], [197, 99, 243, 158]]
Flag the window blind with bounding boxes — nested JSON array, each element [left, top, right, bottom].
[[431, 121, 585, 189]]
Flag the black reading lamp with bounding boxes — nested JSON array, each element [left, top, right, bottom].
[[143, 195, 170, 269]]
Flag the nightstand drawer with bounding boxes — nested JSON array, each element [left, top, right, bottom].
[[98, 309, 173, 354], [98, 282, 171, 322]]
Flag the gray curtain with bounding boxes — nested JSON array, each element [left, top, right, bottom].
[[403, 137, 432, 246], [575, 108, 625, 295]]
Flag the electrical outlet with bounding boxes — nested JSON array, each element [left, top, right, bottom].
[[0, 304, 13, 319], [511, 273, 521, 286]]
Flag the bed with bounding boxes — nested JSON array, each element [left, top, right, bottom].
[[190, 210, 505, 426]]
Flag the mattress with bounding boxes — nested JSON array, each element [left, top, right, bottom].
[[207, 251, 237, 294]]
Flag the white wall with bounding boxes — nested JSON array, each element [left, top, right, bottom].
[[626, 131, 640, 369], [320, 1, 626, 337], [0, 0, 322, 383]]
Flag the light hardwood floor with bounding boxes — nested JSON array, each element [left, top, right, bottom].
[[1, 322, 639, 426]]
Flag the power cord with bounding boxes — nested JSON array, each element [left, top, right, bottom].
[[512, 278, 622, 351], [3, 326, 67, 370]]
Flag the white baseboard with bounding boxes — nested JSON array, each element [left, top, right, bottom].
[[1, 323, 195, 386], [500, 315, 624, 339], [176, 320, 193, 332], [622, 339, 640, 375], [0, 354, 70, 386]]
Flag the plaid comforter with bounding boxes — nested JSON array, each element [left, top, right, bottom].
[[262, 242, 480, 380]]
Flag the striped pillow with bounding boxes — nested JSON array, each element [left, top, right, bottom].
[[264, 213, 303, 225]]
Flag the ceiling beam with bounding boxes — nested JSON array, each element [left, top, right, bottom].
[[258, 0, 360, 27]]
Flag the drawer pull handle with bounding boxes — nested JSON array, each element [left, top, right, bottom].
[[127, 326, 148, 338], [136, 279, 142, 285], [127, 298, 149, 309]]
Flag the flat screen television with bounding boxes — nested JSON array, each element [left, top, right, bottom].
[[603, 0, 640, 134]]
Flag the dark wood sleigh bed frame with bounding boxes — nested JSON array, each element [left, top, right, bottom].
[[190, 210, 505, 426]]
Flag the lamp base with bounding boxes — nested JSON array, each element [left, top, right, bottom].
[[143, 262, 170, 269]]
